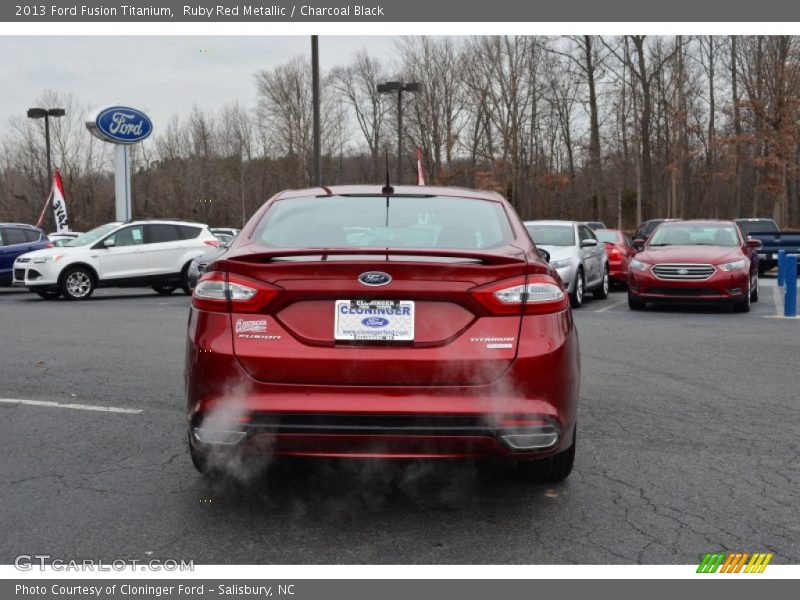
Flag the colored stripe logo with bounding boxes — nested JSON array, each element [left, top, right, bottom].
[[697, 552, 773, 573]]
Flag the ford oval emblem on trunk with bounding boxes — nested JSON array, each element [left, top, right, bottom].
[[358, 271, 392, 286]]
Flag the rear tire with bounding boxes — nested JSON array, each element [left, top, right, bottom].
[[518, 431, 576, 482], [569, 269, 585, 308], [593, 265, 610, 299], [628, 292, 646, 311], [152, 285, 176, 295], [59, 267, 95, 301]]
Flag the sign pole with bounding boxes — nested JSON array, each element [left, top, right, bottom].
[[114, 144, 131, 221]]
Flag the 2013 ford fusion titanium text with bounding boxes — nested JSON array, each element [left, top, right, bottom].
[[186, 185, 580, 481]]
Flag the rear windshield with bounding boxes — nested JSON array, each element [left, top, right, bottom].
[[252, 195, 514, 250], [525, 224, 575, 247], [594, 230, 619, 243], [736, 220, 779, 235]]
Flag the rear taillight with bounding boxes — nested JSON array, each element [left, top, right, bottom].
[[470, 275, 568, 315], [44, 242, 54, 248], [204, 239, 221, 247], [192, 271, 280, 313], [605, 243, 620, 260]]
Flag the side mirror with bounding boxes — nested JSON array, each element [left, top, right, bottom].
[[538, 248, 550, 263], [580, 238, 598, 248], [103, 238, 116, 248], [632, 238, 645, 251], [746, 238, 762, 250]]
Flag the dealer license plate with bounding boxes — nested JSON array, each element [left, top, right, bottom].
[[334, 300, 415, 341]]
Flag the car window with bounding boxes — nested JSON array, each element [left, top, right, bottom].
[[578, 226, 595, 242], [178, 225, 202, 239], [146, 224, 182, 244], [595, 230, 618, 243], [106, 225, 144, 247], [525, 224, 576, 246], [22, 229, 41, 242], [1, 227, 28, 246], [736, 219, 779, 235], [644, 221, 664, 237], [254, 195, 514, 250], [68, 223, 119, 247]]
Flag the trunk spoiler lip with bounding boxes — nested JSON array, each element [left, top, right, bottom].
[[222, 245, 532, 266]]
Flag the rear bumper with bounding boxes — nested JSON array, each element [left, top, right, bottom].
[[608, 261, 628, 283], [190, 416, 563, 459], [628, 267, 749, 303], [185, 309, 580, 460]]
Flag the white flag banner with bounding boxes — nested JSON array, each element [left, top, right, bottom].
[[416, 147, 426, 186], [50, 169, 69, 233]]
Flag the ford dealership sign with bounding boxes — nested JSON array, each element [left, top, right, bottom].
[[86, 106, 152, 144]]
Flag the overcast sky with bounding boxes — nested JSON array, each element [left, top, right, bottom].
[[0, 36, 399, 135]]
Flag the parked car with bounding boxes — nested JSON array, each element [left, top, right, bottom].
[[187, 238, 231, 289], [48, 232, 82, 247], [583, 221, 607, 231], [634, 218, 680, 241], [0, 223, 51, 285], [525, 220, 609, 308], [734, 218, 799, 275], [627, 220, 760, 312], [13, 219, 219, 300], [187, 185, 580, 481], [595, 228, 635, 287]]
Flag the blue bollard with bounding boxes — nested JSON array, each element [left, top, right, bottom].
[[785, 255, 798, 318], [778, 250, 786, 286]]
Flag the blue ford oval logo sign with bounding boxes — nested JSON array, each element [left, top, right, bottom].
[[358, 271, 392, 286], [362, 317, 389, 328], [88, 106, 153, 144]]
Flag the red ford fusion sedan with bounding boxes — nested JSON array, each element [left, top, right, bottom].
[[185, 185, 579, 481], [627, 219, 761, 312]]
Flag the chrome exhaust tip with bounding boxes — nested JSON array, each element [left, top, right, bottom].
[[192, 427, 247, 445], [500, 428, 559, 451]]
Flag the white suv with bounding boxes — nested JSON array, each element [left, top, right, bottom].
[[13, 219, 220, 300]]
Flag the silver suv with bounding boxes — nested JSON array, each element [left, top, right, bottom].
[[524, 220, 609, 308]]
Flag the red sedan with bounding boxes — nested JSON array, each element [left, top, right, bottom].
[[627, 220, 761, 312], [185, 185, 579, 481], [595, 228, 635, 286]]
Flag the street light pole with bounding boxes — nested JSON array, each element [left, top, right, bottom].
[[311, 35, 322, 187], [396, 88, 402, 186], [44, 113, 52, 179], [27, 107, 66, 185], [377, 81, 421, 184]]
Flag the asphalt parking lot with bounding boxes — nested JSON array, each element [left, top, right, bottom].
[[0, 278, 798, 565]]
